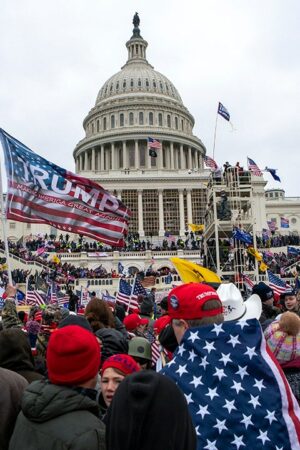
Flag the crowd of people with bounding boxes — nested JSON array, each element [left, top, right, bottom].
[[1, 278, 300, 449]]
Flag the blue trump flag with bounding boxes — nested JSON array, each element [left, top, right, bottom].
[[288, 247, 300, 256], [161, 319, 300, 450], [265, 167, 281, 182], [218, 102, 230, 121], [232, 228, 253, 245]]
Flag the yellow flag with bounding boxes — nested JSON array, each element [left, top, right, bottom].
[[259, 261, 268, 272], [247, 247, 262, 262], [188, 224, 205, 232], [170, 257, 221, 283], [52, 255, 61, 264]]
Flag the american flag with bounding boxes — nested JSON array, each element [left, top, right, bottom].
[[116, 279, 133, 308], [147, 137, 162, 149], [242, 273, 255, 292], [131, 279, 147, 305], [218, 102, 230, 121], [161, 319, 300, 450], [26, 290, 46, 306], [281, 217, 290, 229], [57, 291, 70, 307], [247, 157, 262, 176], [267, 270, 288, 295], [204, 155, 218, 170], [0, 128, 131, 247]]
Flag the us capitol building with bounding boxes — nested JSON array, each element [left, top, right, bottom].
[[2, 14, 300, 274]]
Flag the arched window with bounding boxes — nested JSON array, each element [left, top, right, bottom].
[[116, 82, 119, 90], [149, 112, 153, 125], [129, 112, 134, 125], [120, 113, 124, 127], [103, 117, 107, 131], [110, 83, 113, 92], [91, 122, 94, 133], [123, 80, 126, 88], [138, 78, 142, 87], [153, 80, 156, 88], [175, 117, 178, 130], [146, 79, 149, 87], [167, 115, 171, 128], [130, 79, 134, 87], [158, 113, 163, 126], [111, 115, 115, 129], [97, 120, 100, 132], [139, 112, 144, 125]]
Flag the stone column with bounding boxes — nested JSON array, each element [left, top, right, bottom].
[[111, 142, 115, 170], [188, 146, 192, 170], [179, 189, 185, 236], [123, 141, 127, 169], [135, 140, 139, 169], [180, 144, 184, 169], [147, 141, 151, 169], [187, 189, 193, 224], [138, 189, 144, 237], [117, 190, 122, 200], [158, 189, 164, 236], [91, 147, 96, 171], [170, 142, 174, 170], [84, 151, 88, 171], [100, 145, 104, 171], [158, 141, 163, 169]]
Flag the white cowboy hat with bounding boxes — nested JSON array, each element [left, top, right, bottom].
[[217, 283, 262, 322]]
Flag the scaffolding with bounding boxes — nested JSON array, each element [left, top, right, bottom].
[[203, 167, 259, 291]]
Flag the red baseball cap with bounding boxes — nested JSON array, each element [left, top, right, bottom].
[[153, 315, 171, 335], [123, 313, 149, 332], [167, 283, 222, 320]]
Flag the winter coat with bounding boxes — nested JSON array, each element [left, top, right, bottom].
[[9, 380, 106, 450], [0, 368, 28, 450], [95, 328, 128, 363]]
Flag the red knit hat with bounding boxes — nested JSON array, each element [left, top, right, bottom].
[[101, 353, 140, 376], [168, 283, 222, 320], [123, 314, 149, 332], [47, 325, 100, 385]]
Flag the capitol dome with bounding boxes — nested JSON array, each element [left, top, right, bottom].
[[74, 13, 208, 238]]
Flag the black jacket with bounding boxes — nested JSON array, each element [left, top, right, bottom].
[[9, 380, 106, 450]]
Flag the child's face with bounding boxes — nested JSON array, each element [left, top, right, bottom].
[[285, 295, 298, 311]]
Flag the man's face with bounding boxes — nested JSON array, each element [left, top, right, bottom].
[[284, 295, 298, 311], [263, 297, 274, 307]]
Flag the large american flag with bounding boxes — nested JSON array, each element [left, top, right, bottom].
[[204, 155, 218, 171], [267, 270, 289, 295], [147, 137, 162, 149], [26, 290, 46, 306], [161, 319, 300, 450], [0, 128, 131, 247], [247, 157, 262, 176]]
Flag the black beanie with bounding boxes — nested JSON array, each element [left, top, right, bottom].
[[252, 282, 274, 302], [140, 297, 154, 316], [106, 371, 196, 450], [58, 314, 93, 333]]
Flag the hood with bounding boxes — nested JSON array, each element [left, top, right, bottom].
[[0, 328, 36, 373], [95, 328, 128, 363], [21, 380, 99, 422]]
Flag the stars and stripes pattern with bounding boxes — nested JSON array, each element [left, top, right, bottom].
[[116, 279, 135, 308], [0, 128, 131, 247], [204, 155, 219, 171], [26, 290, 46, 306], [147, 137, 162, 149], [161, 319, 300, 450], [267, 270, 289, 295], [242, 274, 255, 292], [247, 157, 263, 176]]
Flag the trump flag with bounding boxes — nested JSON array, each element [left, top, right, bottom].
[[0, 129, 131, 247]]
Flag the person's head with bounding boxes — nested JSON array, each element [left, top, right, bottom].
[[105, 371, 197, 450], [279, 312, 300, 336], [47, 325, 100, 389], [139, 297, 154, 317], [159, 297, 168, 315], [85, 297, 115, 332], [167, 283, 223, 344], [281, 290, 298, 312], [128, 337, 152, 369], [252, 282, 274, 306], [123, 314, 149, 334], [100, 354, 140, 407]]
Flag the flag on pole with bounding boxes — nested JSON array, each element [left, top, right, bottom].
[[116, 279, 133, 308], [147, 137, 161, 158], [217, 102, 230, 121], [265, 167, 281, 182], [247, 157, 263, 176], [267, 270, 288, 295], [0, 128, 131, 247], [204, 155, 218, 170], [26, 290, 46, 306], [281, 217, 290, 229]]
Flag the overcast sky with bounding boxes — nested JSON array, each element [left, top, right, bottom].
[[0, 0, 299, 196]]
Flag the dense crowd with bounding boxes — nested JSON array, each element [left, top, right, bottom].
[[1, 279, 300, 449]]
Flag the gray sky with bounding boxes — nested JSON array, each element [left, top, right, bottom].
[[0, 0, 299, 196]]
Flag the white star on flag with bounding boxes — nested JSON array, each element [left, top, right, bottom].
[[231, 380, 245, 394], [228, 335, 241, 348], [265, 409, 277, 424], [213, 367, 227, 380], [257, 430, 270, 444], [219, 353, 232, 366], [235, 365, 249, 380], [204, 439, 218, 450], [188, 331, 199, 343], [203, 341, 215, 353], [184, 393, 194, 404], [177, 345, 185, 356], [195, 426, 201, 436], [248, 394, 261, 409], [206, 387, 219, 401], [200, 355, 209, 369], [176, 364, 188, 377], [231, 434, 245, 449], [244, 346, 257, 360], [197, 404, 210, 419], [190, 375, 203, 388], [236, 321, 249, 330], [223, 399, 237, 413], [253, 378, 266, 392], [211, 323, 225, 336], [240, 414, 253, 429], [188, 349, 197, 362], [213, 418, 228, 434]]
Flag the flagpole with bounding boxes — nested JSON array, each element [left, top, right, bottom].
[[212, 112, 219, 160], [127, 274, 136, 313], [0, 153, 13, 285]]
